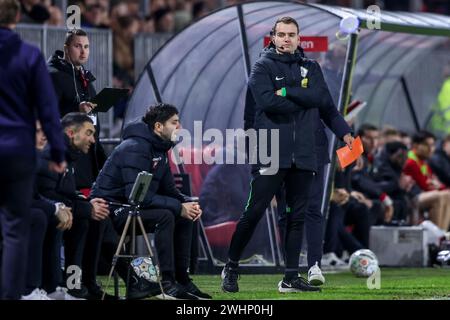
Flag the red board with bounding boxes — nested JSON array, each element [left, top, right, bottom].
[[263, 36, 328, 52]]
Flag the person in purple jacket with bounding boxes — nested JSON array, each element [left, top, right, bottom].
[[0, 0, 66, 300]]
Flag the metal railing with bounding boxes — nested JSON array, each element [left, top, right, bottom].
[[134, 33, 173, 82]]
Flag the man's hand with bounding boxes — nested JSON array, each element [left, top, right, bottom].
[[55, 205, 73, 230], [79, 101, 97, 114], [350, 191, 373, 208], [90, 198, 110, 221], [352, 157, 364, 172], [343, 133, 354, 150], [275, 89, 282, 96], [49, 161, 67, 174], [399, 174, 414, 192], [181, 202, 202, 221], [331, 188, 350, 205], [384, 205, 394, 223]]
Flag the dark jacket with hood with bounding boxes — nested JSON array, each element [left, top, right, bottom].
[[91, 120, 187, 216], [36, 135, 92, 219], [429, 144, 450, 187], [0, 27, 65, 163], [47, 50, 106, 189], [372, 149, 411, 199], [247, 45, 351, 171]]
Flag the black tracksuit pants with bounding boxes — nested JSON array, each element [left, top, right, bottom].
[[0, 157, 35, 299], [228, 166, 314, 273], [277, 166, 325, 269]]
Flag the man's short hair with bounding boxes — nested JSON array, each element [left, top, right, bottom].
[[142, 103, 179, 129], [0, 0, 20, 26], [444, 134, 450, 143], [381, 126, 399, 137], [271, 16, 299, 35], [385, 141, 407, 155], [64, 29, 88, 46], [61, 112, 93, 131], [412, 130, 436, 145], [357, 123, 378, 137]]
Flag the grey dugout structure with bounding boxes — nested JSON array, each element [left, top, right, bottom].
[[124, 1, 450, 272]]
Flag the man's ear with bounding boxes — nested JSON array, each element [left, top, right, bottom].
[[64, 127, 75, 139], [154, 122, 162, 131]]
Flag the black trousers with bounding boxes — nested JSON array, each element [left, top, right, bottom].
[[228, 166, 314, 272], [324, 202, 363, 256], [82, 219, 108, 289], [63, 209, 90, 278], [342, 198, 371, 248], [111, 207, 193, 280], [0, 157, 35, 299], [278, 166, 325, 268], [24, 208, 48, 295], [41, 214, 63, 293]]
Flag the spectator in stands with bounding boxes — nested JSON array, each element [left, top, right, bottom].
[[141, 15, 155, 33], [174, 0, 192, 32], [153, 7, 175, 33], [403, 131, 450, 230], [112, 15, 140, 86], [19, 0, 50, 24], [192, 1, 208, 21], [36, 113, 112, 299], [80, 0, 110, 28], [0, 0, 66, 299], [429, 134, 450, 187], [91, 103, 211, 300], [42, 0, 63, 26]]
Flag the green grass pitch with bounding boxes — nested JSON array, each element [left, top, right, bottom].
[[100, 267, 450, 300]]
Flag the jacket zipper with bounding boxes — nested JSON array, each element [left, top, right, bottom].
[[292, 116, 296, 164]]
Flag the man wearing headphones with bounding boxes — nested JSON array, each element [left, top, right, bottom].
[[221, 16, 354, 294], [47, 29, 109, 299]]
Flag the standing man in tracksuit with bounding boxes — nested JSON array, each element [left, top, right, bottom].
[[0, 0, 66, 299], [221, 16, 353, 294]]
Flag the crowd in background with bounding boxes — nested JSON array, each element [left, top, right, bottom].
[[321, 124, 450, 267], [16, 0, 450, 124]]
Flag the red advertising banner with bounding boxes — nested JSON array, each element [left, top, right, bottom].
[[263, 36, 328, 52]]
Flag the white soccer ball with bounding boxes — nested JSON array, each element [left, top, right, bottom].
[[130, 257, 159, 283], [349, 249, 379, 277]]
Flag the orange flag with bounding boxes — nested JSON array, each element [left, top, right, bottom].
[[336, 136, 364, 169]]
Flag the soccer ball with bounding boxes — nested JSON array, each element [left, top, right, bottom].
[[349, 249, 379, 277], [130, 257, 159, 283]]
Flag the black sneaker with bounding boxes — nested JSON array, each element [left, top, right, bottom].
[[278, 276, 321, 293], [127, 275, 162, 300], [221, 265, 239, 293], [182, 281, 212, 300], [86, 284, 119, 300], [67, 285, 89, 299], [156, 281, 198, 300]]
